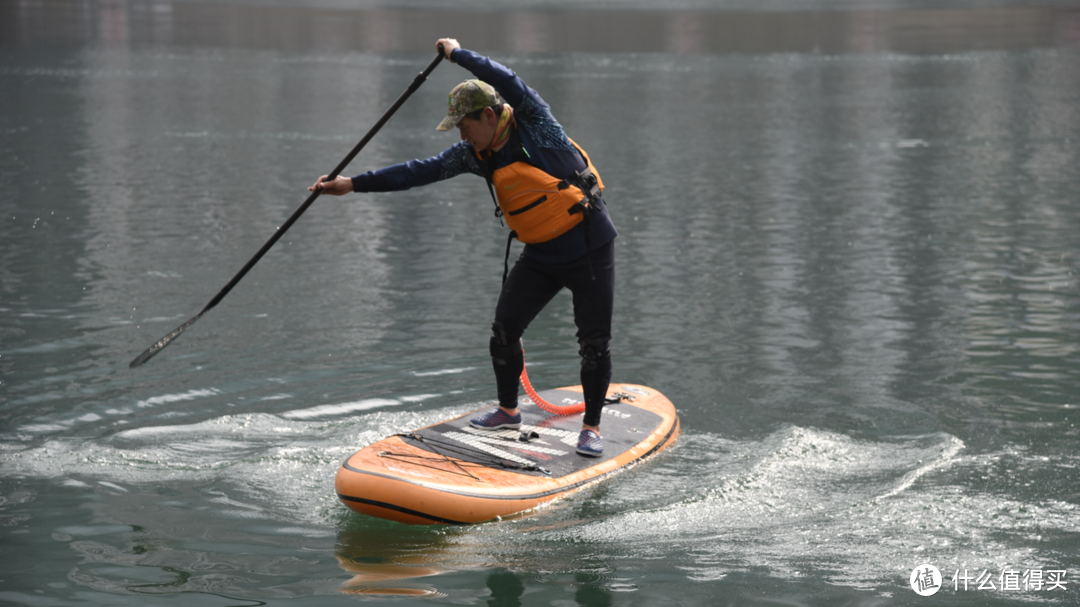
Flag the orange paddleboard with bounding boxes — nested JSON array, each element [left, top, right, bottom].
[[335, 384, 679, 525]]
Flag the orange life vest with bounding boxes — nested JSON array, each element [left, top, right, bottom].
[[478, 138, 604, 244]]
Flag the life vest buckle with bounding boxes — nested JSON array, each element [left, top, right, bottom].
[[566, 166, 601, 205]]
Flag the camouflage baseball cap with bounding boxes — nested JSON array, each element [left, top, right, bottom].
[[436, 79, 501, 131]]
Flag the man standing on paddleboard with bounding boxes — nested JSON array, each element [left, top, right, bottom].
[[311, 38, 616, 457]]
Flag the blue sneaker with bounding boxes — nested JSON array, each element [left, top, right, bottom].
[[469, 408, 522, 430], [576, 429, 603, 457]]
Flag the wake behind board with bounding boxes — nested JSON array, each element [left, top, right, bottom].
[[336, 384, 679, 525]]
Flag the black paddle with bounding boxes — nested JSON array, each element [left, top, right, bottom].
[[130, 49, 446, 368]]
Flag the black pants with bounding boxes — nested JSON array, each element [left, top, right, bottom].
[[491, 240, 614, 427]]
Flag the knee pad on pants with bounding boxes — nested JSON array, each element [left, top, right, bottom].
[[489, 321, 522, 366], [578, 338, 610, 372]]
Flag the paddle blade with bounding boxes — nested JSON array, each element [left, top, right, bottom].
[[129, 311, 204, 368]]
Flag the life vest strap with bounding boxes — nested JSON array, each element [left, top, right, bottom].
[[502, 230, 518, 285], [480, 152, 505, 226]]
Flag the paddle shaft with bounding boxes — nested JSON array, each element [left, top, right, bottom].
[[130, 50, 446, 368]]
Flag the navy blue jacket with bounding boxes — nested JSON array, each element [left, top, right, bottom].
[[350, 48, 617, 265]]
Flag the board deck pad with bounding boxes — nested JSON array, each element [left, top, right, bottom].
[[403, 389, 663, 478]]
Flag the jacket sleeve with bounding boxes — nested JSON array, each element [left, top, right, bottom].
[[351, 142, 482, 193], [450, 48, 543, 113], [450, 47, 576, 172]]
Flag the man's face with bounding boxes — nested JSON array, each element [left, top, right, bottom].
[[456, 108, 498, 151]]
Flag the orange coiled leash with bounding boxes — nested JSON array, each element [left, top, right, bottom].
[[519, 341, 585, 415]]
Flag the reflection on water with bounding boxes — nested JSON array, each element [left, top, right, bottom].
[[336, 525, 449, 598], [5, 1, 1080, 54]]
